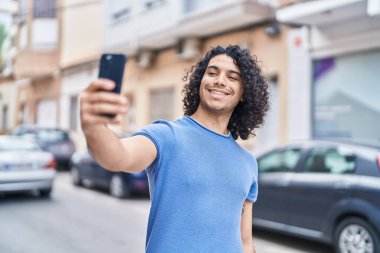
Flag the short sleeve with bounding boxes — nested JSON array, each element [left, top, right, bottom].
[[132, 120, 174, 175], [246, 157, 259, 203]]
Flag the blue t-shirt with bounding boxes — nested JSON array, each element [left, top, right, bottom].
[[134, 116, 258, 253]]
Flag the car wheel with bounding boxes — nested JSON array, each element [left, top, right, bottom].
[[335, 217, 380, 253], [110, 175, 129, 198], [71, 167, 82, 186], [39, 188, 52, 197]]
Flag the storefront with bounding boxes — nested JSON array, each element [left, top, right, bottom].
[[278, 0, 380, 146], [312, 50, 380, 144]]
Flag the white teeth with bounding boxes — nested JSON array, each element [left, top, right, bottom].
[[210, 90, 225, 95]]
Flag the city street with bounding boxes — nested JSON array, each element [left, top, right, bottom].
[[0, 172, 334, 253]]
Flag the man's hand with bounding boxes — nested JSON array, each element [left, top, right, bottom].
[[80, 78, 128, 132]]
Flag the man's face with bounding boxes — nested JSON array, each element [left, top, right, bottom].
[[198, 54, 244, 115]]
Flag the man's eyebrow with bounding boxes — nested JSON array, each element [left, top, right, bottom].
[[207, 65, 241, 76], [207, 65, 219, 70]]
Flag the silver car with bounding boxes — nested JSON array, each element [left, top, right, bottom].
[[0, 135, 56, 197]]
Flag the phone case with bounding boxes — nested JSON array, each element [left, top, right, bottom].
[[98, 53, 127, 117]]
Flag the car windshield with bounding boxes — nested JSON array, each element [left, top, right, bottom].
[[0, 138, 40, 151], [37, 129, 68, 142]]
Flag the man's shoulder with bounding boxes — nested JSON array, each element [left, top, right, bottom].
[[233, 142, 257, 161], [148, 117, 187, 131], [134, 117, 186, 137]]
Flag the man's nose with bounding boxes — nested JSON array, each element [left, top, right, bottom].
[[214, 74, 226, 87]]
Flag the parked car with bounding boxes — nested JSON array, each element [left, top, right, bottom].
[[253, 140, 380, 253], [70, 149, 149, 198], [0, 135, 56, 197], [12, 125, 75, 170]]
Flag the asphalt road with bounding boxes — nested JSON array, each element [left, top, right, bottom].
[[0, 172, 334, 253]]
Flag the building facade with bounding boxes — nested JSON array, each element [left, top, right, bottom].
[[0, 0, 18, 133], [58, 0, 102, 149], [0, 0, 102, 148], [104, 0, 291, 153], [278, 0, 380, 147]]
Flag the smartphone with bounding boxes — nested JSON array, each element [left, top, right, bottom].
[[98, 53, 127, 118]]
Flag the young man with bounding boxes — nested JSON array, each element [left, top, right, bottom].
[[80, 45, 270, 253]]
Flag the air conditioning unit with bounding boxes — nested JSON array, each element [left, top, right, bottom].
[[176, 38, 200, 60], [136, 49, 154, 69]]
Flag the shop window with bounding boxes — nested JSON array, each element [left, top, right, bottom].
[[312, 50, 380, 146]]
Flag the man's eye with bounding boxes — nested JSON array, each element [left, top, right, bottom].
[[229, 76, 238, 81], [208, 72, 217, 76]]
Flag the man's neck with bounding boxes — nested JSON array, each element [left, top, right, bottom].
[[191, 108, 232, 135]]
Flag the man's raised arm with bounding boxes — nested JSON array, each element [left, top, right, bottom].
[[80, 79, 157, 173]]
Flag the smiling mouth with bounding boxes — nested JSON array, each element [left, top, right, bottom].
[[207, 89, 231, 96]]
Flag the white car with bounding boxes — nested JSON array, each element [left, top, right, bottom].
[[0, 135, 56, 197]]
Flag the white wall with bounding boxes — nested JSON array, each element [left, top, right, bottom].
[[103, 0, 182, 53], [287, 27, 312, 142]]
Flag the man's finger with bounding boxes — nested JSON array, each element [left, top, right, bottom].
[[81, 114, 121, 125], [84, 91, 128, 105], [85, 79, 115, 92], [83, 103, 128, 115]]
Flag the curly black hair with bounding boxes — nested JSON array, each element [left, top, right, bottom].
[[182, 45, 270, 140]]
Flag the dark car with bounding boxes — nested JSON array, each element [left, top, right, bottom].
[[253, 140, 380, 253], [12, 125, 76, 170], [70, 149, 149, 198]]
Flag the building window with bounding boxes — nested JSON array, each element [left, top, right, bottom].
[[2, 105, 8, 130], [70, 95, 78, 131], [312, 49, 380, 146], [32, 0, 58, 50], [20, 103, 30, 125], [33, 0, 56, 18], [149, 88, 174, 122]]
